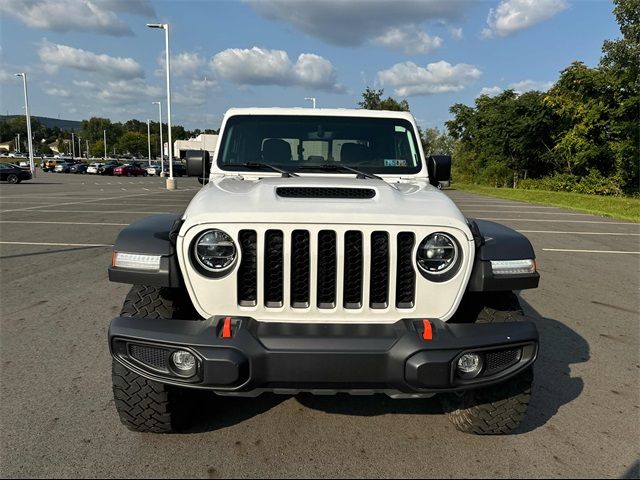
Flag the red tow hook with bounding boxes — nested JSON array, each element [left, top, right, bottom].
[[422, 319, 433, 341], [221, 316, 233, 339]]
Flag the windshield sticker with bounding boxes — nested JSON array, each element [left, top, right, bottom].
[[384, 159, 408, 167]]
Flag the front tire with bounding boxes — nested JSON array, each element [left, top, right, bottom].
[[440, 292, 534, 435], [7, 174, 19, 184], [112, 285, 203, 433]]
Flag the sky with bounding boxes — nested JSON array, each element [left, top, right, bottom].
[[0, 0, 621, 132]]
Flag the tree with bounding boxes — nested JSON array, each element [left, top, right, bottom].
[[117, 132, 147, 156], [358, 87, 410, 111], [90, 140, 106, 158], [422, 127, 456, 156]]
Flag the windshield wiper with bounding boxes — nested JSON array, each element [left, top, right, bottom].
[[225, 162, 298, 177], [299, 164, 382, 180]]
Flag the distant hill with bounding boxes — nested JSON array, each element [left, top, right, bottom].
[[0, 115, 82, 132]]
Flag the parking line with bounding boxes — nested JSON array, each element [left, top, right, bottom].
[[477, 217, 637, 225], [9, 209, 174, 214], [0, 221, 129, 226], [465, 210, 591, 216], [543, 248, 640, 254], [518, 230, 640, 236], [0, 241, 112, 247]]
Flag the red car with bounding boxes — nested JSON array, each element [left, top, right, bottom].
[[113, 163, 148, 177]]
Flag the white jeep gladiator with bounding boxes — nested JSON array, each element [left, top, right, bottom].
[[108, 108, 540, 434]]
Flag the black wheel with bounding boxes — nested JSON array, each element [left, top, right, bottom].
[[6, 174, 19, 184], [112, 285, 204, 433], [143, 172, 148, 177], [440, 292, 534, 435], [126, 172, 132, 177]]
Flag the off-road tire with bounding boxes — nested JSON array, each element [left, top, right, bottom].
[[440, 291, 534, 435], [112, 285, 204, 433]]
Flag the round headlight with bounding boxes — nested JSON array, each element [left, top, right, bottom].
[[193, 229, 237, 272], [417, 232, 458, 275]]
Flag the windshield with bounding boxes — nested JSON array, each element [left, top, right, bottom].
[[218, 115, 422, 175]]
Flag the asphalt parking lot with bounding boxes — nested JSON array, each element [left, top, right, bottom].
[[1, 173, 638, 478]]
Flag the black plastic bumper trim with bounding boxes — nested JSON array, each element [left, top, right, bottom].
[[109, 316, 538, 394]]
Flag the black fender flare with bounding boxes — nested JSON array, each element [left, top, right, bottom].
[[467, 219, 540, 292], [108, 214, 184, 287]]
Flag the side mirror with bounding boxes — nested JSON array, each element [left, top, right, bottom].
[[427, 155, 451, 187], [186, 150, 211, 183]]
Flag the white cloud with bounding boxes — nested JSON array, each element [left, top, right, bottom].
[[38, 40, 144, 79], [509, 79, 554, 93], [96, 79, 163, 105], [211, 47, 344, 92], [482, 0, 569, 38], [477, 80, 553, 97], [373, 25, 442, 54], [377, 60, 481, 96], [248, 0, 467, 47], [72, 79, 97, 89], [478, 86, 503, 97], [157, 51, 206, 77], [0, 0, 155, 36], [43, 86, 71, 98]]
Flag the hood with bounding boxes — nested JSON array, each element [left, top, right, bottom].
[[182, 175, 470, 234]]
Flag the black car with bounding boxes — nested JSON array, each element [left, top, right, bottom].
[[101, 162, 120, 176], [70, 163, 88, 174], [0, 163, 32, 183]]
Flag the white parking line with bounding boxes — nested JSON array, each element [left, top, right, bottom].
[[0, 241, 112, 247], [0, 221, 128, 226], [477, 217, 637, 225], [457, 204, 555, 209], [518, 230, 640, 236], [466, 210, 591, 216], [543, 248, 640, 255], [10, 209, 173, 214]]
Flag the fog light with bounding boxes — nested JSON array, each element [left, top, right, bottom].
[[171, 350, 197, 376], [457, 353, 483, 379]]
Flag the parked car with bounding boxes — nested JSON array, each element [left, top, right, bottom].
[[101, 162, 121, 176], [113, 163, 148, 177], [87, 163, 105, 174], [146, 161, 163, 176], [70, 163, 88, 174], [54, 162, 73, 173], [0, 162, 32, 183]]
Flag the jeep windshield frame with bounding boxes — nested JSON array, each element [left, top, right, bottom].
[[217, 115, 423, 176]]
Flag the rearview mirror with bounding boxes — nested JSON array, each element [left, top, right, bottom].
[[427, 155, 451, 187], [186, 150, 211, 183]]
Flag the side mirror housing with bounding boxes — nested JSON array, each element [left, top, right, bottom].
[[427, 155, 451, 187], [186, 150, 211, 181]]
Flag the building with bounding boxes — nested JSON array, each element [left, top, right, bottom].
[[173, 134, 218, 159]]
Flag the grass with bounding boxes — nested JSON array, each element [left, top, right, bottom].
[[453, 183, 640, 223]]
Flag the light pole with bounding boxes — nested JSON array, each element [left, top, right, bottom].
[[16, 133, 20, 153], [15, 73, 35, 176], [305, 97, 317, 109], [104, 129, 107, 160], [77, 136, 82, 159], [86, 140, 89, 160], [152, 101, 164, 176], [71, 132, 75, 159], [147, 119, 152, 166], [148, 23, 175, 189]]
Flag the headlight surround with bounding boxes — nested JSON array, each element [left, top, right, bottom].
[[192, 229, 237, 275], [416, 232, 462, 281]]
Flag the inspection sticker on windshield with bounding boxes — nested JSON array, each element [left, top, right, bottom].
[[384, 159, 408, 167]]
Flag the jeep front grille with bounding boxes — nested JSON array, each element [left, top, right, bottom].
[[237, 228, 416, 310]]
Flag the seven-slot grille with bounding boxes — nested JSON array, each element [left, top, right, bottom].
[[237, 229, 416, 310]]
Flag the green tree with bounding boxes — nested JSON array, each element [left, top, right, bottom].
[[117, 132, 147, 156], [358, 87, 410, 111]]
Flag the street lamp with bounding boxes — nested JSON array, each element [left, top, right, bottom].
[[305, 97, 317, 109], [104, 129, 107, 160], [152, 101, 164, 176], [148, 23, 175, 190], [15, 73, 35, 177], [71, 132, 75, 159], [147, 119, 152, 166], [86, 139, 89, 159]]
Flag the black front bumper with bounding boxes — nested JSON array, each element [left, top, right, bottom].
[[109, 316, 538, 395]]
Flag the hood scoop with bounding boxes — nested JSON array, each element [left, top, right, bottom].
[[276, 187, 376, 199]]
